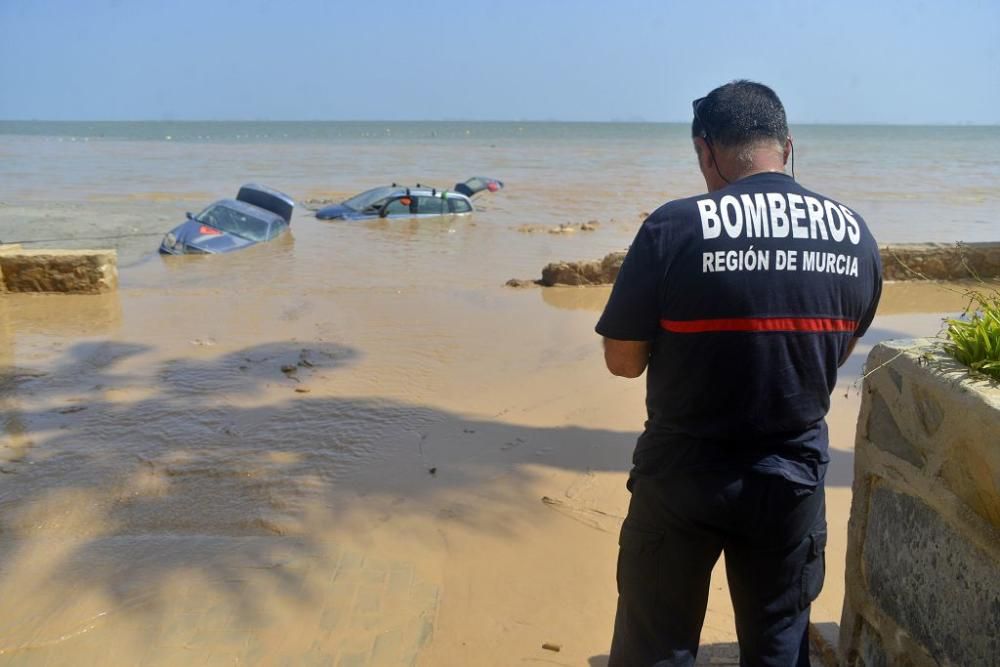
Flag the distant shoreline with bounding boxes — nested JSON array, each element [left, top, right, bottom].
[[1, 119, 998, 128]]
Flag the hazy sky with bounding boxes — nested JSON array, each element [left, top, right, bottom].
[[2, 0, 998, 124]]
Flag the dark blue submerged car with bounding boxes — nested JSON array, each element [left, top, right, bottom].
[[160, 184, 295, 255], [315, 177, 503, 221]]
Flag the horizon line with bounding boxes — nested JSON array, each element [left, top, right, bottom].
[[1, 118, 998, 128]]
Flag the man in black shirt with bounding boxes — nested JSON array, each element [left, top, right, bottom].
[[597, 81, 881, 666]]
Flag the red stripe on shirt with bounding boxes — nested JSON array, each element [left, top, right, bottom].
[[660, 317, 857, 334]]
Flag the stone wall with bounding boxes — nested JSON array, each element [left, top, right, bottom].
[[839, 340, 1000, 666], [0, 247, 118, 294], [534, 243, 1000, 286], [880, 242, 1000, 281]]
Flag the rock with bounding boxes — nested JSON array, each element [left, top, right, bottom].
[[0, 249, 117, 294], [548, 224, 577, 234], [540, 251, 626, 286], [280, 364, 298, 374], [541, 643, 562, 652], [294, 387, 311, 393], [580, 221, 600, 231], [515, 224, 548, 234], [504, 278, 538, 289]]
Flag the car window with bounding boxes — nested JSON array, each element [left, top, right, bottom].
[[343, 187, 397, 211], [197, 204, 270, 242], [268, 222, 286, 240], [382, 197, 413, 216], [360, 198, 389, 214], [449, 198, 472, 213], [416, 196, 445, 215]]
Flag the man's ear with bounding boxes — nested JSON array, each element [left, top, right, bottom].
[[784, 136, 793, 165], [694, 136, 713, 170]]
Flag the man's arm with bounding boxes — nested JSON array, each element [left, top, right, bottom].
[[595, 221, 664, 376], [603, 338, 651, 378]]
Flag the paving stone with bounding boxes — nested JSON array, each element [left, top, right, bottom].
[[370, 628, 405, 666], [337, 651, 370, 667], [353, 585, 383, 616]]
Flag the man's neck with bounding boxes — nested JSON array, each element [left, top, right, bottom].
[[731, 164, 786, 181], [720, 144, 787, 182]]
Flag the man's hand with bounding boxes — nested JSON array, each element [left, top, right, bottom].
[[603, 338, 651, 378]]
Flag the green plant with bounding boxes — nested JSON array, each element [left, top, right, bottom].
[[945, 290, 1000, 381]]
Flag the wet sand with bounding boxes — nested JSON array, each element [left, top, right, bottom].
[[0, 258, 983, 665]]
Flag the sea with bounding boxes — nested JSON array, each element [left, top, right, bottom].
[[0, 121, 997, 288]]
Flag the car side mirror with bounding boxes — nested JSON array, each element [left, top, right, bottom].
[[185, 211, 194, 220]]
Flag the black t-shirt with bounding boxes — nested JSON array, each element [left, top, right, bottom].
[[596, 172, 881, 486]]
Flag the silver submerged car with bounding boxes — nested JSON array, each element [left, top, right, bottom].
[[160, 184, 295, 255], [315, 177, 503, 221]]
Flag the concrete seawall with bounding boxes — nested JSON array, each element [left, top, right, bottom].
[[839, 340, 1000, 666], [0, 245, 118, 294], [533, 242, 1000, 286]]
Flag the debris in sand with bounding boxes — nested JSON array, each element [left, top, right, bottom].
[[297, 349, 317, 367], [58, 406, 88, 414], [541, 495, 623, 533], [428, 467, 437, 475], [542, 642, 562, 652], [189, 338, 216, 346], [504, 278, 538, 289], [580, 220, 600, 231], [294, 387, 311, 393], [280, 364, 297, 374]]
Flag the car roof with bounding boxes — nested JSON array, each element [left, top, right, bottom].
[[212, 199, 286, 224], [372, 185, 470, 200]]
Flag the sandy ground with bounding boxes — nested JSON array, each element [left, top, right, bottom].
[[0, 277, 982, 666]]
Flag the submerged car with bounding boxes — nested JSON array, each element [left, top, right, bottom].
[[160, 184, 295, 255], [315, 177, 503, 221]]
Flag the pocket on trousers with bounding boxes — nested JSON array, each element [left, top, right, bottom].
[[616, 522, 664, 594], [799, 528, 827, 610]]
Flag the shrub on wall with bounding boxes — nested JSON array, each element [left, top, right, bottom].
[[946, 291, 1000, 381]]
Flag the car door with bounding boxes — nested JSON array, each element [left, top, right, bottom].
[[381, 196, 415, 218], [414, 195, 446, 217]]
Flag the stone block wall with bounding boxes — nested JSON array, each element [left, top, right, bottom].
[[533, 243, 1000, 286], [880, 242, 1000, 281], [840, 340, 1000, 666], [0, 247, 118, 294]]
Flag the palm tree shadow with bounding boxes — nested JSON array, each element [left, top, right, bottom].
[[0, 338, 638, 656]]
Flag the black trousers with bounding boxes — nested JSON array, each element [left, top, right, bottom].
[[608, 466, 826, 667]]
